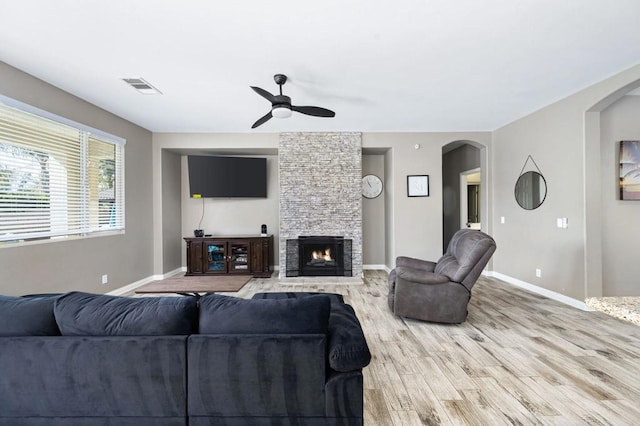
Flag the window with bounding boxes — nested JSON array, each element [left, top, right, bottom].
[[0, 95, 125, 243]]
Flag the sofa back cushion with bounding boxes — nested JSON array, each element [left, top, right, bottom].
[[0, 295, 60, 336], [198, 294, 330, 335], [54, 292, 198, 336]]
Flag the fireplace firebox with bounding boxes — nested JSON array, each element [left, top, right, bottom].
[[286, 236, 352, 277]]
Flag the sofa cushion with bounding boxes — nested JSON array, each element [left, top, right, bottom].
[[198, 294, 330, 335], [54, 292, 198, 336], [327, 302, 371, 372], [0, 295, 60, 336]]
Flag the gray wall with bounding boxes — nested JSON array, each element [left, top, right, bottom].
[[384, 149, 395, 268], [162, 150, 183, 273], [493, 100, 591, 300], [442, 144, 481, 251], [0, 61, 153, 296], [600, 94, 640, 296], [153, 132, 491, 276], [362, 154, 386, 266], [363, 133, 491, 264], [152, 133, 279, 275], [493, 63, 640, 301]]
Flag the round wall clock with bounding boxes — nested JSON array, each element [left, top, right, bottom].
[[362, 174, 383, 199]]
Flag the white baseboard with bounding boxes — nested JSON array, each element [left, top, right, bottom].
[[107, 267, 184, 296], [363, 264, 389, 272], [488, 271, 592, 311]]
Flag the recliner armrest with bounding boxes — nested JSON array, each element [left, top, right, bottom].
[[396, 256, 437, 272], [396, 266, 450, 285]]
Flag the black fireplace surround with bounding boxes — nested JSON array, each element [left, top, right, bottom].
[[286, 236, 352, 277]]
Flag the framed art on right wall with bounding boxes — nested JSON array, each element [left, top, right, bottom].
[[620, 140, 640, 200]]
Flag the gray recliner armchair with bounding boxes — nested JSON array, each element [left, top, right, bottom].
[[388, 229, 496, 323]]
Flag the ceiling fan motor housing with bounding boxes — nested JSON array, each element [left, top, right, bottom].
[[274, 74, 288, 85], [272, 95, 291, 107]]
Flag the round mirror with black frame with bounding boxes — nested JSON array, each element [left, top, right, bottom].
[[514, 170, 547, 210]]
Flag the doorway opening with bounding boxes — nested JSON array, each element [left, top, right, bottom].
[[460, 168, 481, 230]]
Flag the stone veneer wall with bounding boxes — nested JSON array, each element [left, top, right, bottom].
[[279, 132, 362, 278]]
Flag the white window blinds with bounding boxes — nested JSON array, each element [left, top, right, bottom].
[[0, 95, 125, 243]]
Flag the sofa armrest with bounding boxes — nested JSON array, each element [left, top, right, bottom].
[[248, 292, 370, 373], [328, 303, 371, 372], [396, 266, 450, 285], [396, 256, 437, 272]]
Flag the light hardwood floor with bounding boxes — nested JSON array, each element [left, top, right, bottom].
[[182, 271, 640, 425]]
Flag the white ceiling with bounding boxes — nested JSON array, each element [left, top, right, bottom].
[[1, 0, 639, 133]]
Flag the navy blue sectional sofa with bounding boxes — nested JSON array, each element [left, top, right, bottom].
[[0, 291, 370, 425]]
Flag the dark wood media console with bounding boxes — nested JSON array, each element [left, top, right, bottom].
[[184, 235, 273, 278]]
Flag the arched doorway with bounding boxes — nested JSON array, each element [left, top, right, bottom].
[[442, 141, 484, 251]]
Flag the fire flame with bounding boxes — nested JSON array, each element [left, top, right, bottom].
[[312, 248, 333, 261]]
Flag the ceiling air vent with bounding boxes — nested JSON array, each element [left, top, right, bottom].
[[122, 78, 162, 94]]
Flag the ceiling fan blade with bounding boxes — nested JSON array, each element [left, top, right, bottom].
[[250, 86, 276, 103], [251, 111, 273, 129], [291, 105, 335, 118]]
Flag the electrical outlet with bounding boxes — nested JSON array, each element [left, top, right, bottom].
[[500, 216, 505, 224], [102, 274, 108, 285], [535, 269, 541, 278]]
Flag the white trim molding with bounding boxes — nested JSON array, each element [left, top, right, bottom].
[[363, 264, 390, 272], [107, 267, 184, 296], [488, 271, 593, 311]]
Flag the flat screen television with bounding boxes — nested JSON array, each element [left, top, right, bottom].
[[188, 155, 267, 198]]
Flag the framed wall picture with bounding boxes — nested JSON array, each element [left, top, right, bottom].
[[620, 140, 640, 200], [407, 175, 429, 197]]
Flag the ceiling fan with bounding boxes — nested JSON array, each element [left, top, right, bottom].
[[250, 74, 335, 128]]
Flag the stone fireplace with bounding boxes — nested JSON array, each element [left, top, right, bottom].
[[279, 132, 362, 279]]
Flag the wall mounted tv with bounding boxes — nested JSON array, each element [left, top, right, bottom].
[[188, 155, 267, 198]]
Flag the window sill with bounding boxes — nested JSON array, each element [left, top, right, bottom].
[[0, 229, 125, 249]]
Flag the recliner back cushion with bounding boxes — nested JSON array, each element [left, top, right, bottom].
[[54, 292, 198, 335], [435, 229, 495, 283], [0, 295, 60, 336], [198, 294, 330, 335]]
